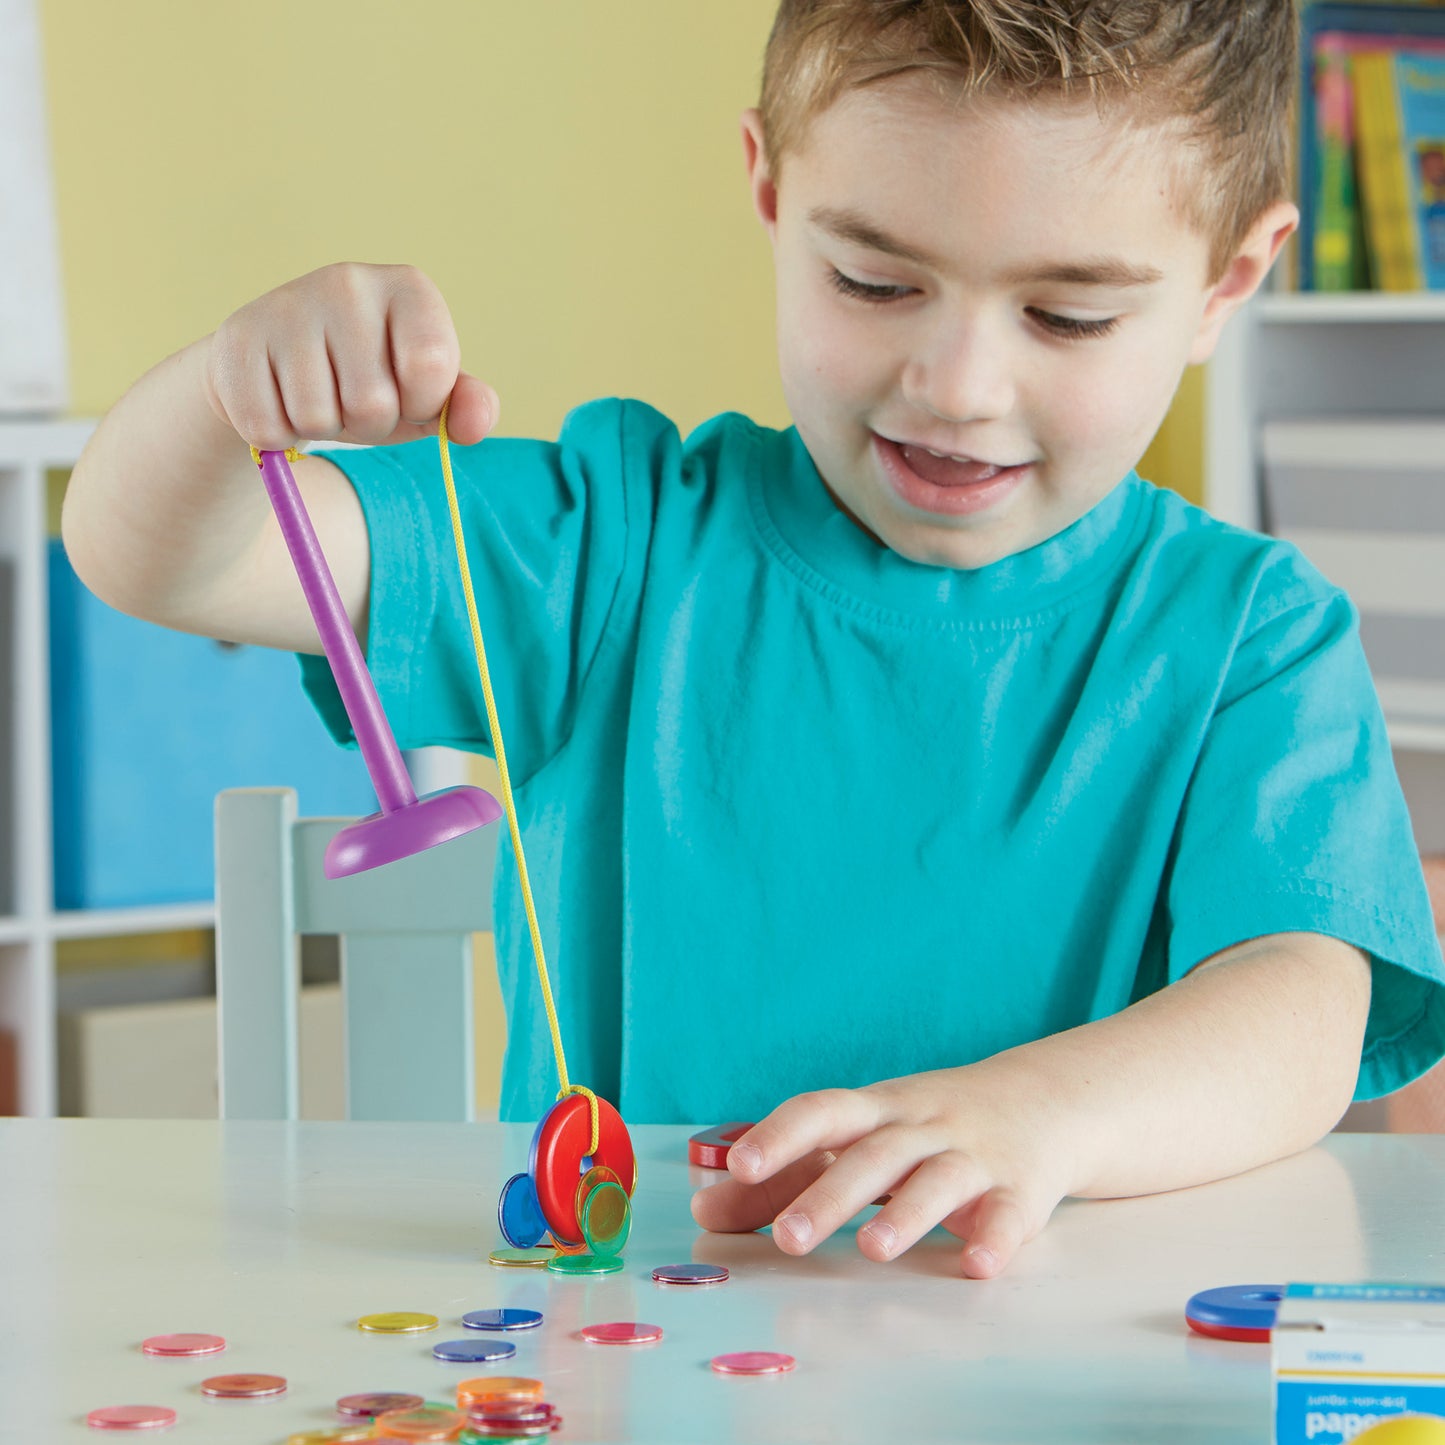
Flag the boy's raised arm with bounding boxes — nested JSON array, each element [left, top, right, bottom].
[[693, 932, 1371, 1277], [62, 262, 498, 655]]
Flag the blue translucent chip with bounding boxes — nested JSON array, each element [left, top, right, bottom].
[[497, 1172, 550, 1249], [462, 1307, 544, 1332], [432, 1337, 518, 1363]]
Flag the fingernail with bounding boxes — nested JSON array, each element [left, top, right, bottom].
[[776, 1212, 812, 1249], [731, 1143, 762, 1176], [862, 1221, 897, 1258], [965, 1246, 998, 1276]]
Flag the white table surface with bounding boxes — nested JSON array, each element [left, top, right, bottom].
[[4, 1121, 1444, 1444]]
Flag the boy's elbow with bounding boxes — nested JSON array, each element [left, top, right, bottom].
[[60, 477, 126, 615]]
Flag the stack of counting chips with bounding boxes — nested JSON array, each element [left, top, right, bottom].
[[462, 1398, 563, 1439]]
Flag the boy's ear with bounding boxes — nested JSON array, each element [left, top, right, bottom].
[[741, 108, 779, 238], [1187, 200, 1299, 364]]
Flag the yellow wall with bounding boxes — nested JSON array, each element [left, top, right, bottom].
[[40, 0, 1200, 488], [41, 1, 785, 435]]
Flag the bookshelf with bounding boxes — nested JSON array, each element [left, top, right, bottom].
[[1205, 290, 1445, 856]]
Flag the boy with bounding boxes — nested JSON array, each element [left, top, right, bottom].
[[63, 0, 1445, 1279]]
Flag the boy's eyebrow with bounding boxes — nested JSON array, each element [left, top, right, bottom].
[[807, 205, 1164, 288]]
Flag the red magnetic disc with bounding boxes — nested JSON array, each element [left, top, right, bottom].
[[529, 1094, 635, 1244], [687, 1122, 756, 1170], [1184, 1319, 1272, 1343]]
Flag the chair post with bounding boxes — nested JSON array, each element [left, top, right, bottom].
[[343, 933, 476, 1122], [215, 787, 301, 1119]]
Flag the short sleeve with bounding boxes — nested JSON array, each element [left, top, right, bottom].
[[1165, 574, 1445, 1100], [297, 397, 667, 784]]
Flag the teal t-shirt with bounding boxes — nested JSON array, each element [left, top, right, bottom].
[[304, 398, 1445, 1123]]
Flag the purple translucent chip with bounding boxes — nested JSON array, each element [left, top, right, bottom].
[[432, 1337, 519, 1363], [651, 1263, 729, 1285]]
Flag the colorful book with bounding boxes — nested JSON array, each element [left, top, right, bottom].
[[1296, 3, 1445, 289], [1313, 34, 1367, 289], [1353, 47, 1445, 289], [1310, 31, 1445, 290]]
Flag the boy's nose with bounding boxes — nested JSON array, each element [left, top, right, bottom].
[[901, 319, 1015, 425]]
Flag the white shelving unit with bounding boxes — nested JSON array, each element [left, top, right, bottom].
[[0, 417, 471, 1117], [1204, 291, 1445, 846], [0, 417, 217, 1117]]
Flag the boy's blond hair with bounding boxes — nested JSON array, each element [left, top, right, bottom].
[[759, 0, 1298, 282]]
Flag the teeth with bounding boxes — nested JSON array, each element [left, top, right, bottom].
[[926, 448, 971, 462]]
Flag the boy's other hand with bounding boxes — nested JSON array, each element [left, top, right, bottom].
[[689, 1061, 1079, 1278], [203, 262, 499, 453]]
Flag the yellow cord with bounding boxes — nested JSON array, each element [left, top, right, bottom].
[[436, 401, 599, 1156]]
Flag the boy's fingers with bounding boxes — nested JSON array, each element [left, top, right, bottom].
[[692, 1151, 833, 1235], [770, 1123, 934, 1256], [727, 1089, 881, 1186], [273, 334, 344, 443], [958, 1187, 1032, 1279], [386, 285, 461, 429], [856, 1149, 991, 1262]]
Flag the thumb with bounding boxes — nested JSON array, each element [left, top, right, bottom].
[[442, 371, 500, 445]]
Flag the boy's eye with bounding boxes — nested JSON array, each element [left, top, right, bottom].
[[829, 267, 1121, 341], [828, 267, 911, 303], [1028, 309, 1120, 341]]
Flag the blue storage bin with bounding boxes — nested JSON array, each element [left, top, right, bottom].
[[48, 541, 380, 908]]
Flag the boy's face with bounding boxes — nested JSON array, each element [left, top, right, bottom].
[[742, 78, 1295, 569]]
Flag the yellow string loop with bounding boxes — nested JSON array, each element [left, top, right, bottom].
[[249, 445, 303, 465], [436, 399, 580, 1107], [561, 1084, 601, 1158]]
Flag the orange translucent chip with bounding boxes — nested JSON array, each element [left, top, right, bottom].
[[456, 1376, 544, 1408], [371, 1404, 463, 1440]]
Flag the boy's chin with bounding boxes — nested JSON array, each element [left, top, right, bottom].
[[875, 516, 1021, 570]]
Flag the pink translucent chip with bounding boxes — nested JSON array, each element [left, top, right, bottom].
[[579, 1321, 664, 1345], [86, 1404, 178, 1430], [710, 1351, 796, 1375], [141, 1333, 225, 1357]]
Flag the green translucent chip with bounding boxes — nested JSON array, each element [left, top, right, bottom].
[[581, 1180, 631, 1258], [545, 1251, 626, 1277]]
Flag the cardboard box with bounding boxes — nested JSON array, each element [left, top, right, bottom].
[[1273, 1283, 1445, 1443], [58, 983, 343, 1119]]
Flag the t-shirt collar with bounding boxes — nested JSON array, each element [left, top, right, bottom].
[[752, 425, 1146, 625]]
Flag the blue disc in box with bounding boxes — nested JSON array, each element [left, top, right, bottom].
[[432, 1337, 518, 1363], [497, 1172, 549, 1249], [463, 1307, 544, 1332], [1185, 1284, 1284, 1342]]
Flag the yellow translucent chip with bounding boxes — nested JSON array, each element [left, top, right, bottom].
[[357, 1310, 439, 1333], [287, 1429, 375, 1444], [487, 1246, 556, 1268]]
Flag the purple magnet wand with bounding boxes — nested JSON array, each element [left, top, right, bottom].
[[254, 448, 501, 877]]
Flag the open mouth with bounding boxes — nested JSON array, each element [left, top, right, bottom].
[[872, 434, 1030, 516]]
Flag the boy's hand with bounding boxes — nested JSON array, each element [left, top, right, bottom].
[[690, 938, 1372, 1279], [689, 1060, 1080, 1279], [203, 262, 499, 452]]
